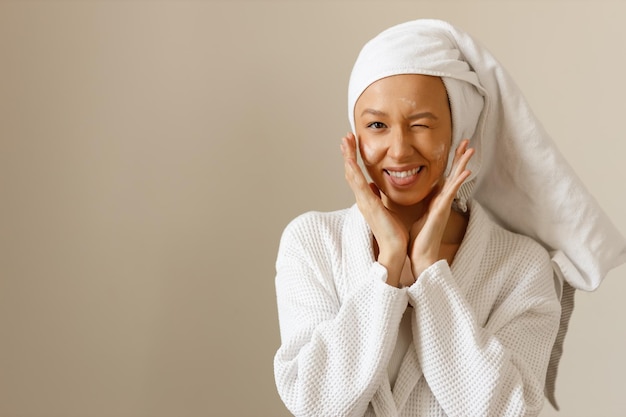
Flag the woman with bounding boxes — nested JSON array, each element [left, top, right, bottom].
[[273, 19, 626, 417]]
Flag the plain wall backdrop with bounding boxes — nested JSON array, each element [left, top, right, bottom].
[[1, 1, 625, 416]]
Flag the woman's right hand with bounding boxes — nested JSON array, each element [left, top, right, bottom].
[[341, 132, 408, 287]]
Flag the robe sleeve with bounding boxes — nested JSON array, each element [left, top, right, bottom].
[[273, 214, 408, 417], [407, 244, 561, 417]]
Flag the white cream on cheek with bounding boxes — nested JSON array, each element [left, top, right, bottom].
[[429, 141, 450, 188], [358, 138, 381, 167], [432, 142, 448, 165]]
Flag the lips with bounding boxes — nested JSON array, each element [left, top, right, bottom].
[[384, 166, 423, 186], [385, 166, 422, 178]]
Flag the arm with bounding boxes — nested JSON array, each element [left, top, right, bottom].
[[273, 216, 408, 417], [341, 133, 409, 287], [408, 249, 560, 417]]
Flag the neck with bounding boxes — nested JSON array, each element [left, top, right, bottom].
[[381, 194, 469, 245], [382, 195, 429, 231]]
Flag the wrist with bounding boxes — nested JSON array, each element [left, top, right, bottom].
[[378, 251, 406, 288], [411, 256, 438, 279]]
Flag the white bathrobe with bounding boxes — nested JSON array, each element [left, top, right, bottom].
[[274, 201, 561, 417]]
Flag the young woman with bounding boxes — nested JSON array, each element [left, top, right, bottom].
[[273, 19, 626, 417]]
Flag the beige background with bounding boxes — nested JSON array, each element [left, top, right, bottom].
[[1, 1, 625, 416]]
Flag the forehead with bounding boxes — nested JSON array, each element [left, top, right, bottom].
[[355, 74, 449, 113]]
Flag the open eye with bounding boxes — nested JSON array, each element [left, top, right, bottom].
[[367, 121, 387, 129]]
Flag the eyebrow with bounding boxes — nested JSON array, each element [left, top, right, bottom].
[[360, 108, 438, 120]]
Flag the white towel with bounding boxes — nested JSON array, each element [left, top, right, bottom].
[[348, 19, 626, 292]]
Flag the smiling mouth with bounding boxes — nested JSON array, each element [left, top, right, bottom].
[[384, 166, 423, 178]]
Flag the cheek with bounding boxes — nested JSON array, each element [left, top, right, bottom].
[[431, 142, 450, 171], [358, 138, 383, 167]]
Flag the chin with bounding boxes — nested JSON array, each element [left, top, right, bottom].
[[383, 190, 429, 208]]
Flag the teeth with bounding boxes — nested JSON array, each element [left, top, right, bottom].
[[387, 167, 421, 178]]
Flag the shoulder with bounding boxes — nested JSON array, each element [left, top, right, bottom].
[[275, 206, 359, 288], [468, 201, 557, 299], [471, 201, 552, 273], [491, 220, 551, 269], [278, 206, 355, 259], [281, 207, 352, 243]]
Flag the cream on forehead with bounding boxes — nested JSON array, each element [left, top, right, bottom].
[[398, 97, 417, 108]]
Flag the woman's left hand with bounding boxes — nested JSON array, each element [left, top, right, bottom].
[[409, 139, 474, 278]]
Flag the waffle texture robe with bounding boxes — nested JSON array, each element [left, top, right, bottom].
[[274, 201, 561, 417]]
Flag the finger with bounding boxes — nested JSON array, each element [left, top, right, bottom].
[[441, 166, 472, 201], [341, 132, 359, 162], [341, 134, 381, 209], [441, 143, 473, 194], [450, 140, 474, 178], [446, 139, 467, 173], [448, 168, 472, 193], [341, 135, 366, 188], [433, 147, 474, 208], [369, 182, 381, 199], [341, 135, 364, 180], [455, 148, 474, 176]]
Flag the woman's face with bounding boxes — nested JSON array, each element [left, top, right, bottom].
[[354, 74, 452, 208]]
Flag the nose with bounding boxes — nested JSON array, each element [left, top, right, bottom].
[[387, 127, 414, 159]]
